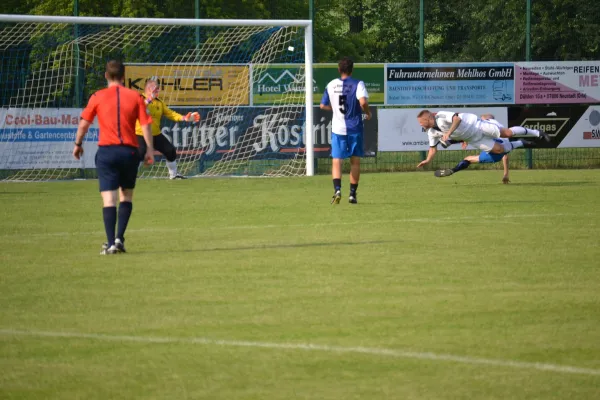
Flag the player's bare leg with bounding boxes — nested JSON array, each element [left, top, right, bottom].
[[499, 127, 514, 138], [331, 158, 342, 204]]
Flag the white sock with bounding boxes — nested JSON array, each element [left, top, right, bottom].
[[511, 140, 525, 149], [510, 126, 540, 137], [502, 140, 513, 152], [166, 161, 178, 177]]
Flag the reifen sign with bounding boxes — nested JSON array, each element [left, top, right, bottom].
[[515, 61, 600, 104]]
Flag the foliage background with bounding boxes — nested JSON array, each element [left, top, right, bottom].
[[1, 0, 598, 63]]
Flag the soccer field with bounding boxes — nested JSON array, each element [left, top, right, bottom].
[[1, 170, 599, 399]]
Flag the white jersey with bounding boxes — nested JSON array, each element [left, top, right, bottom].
[[321, 77, 368, 135], [426, 128, 446, 147], [427, 119, 500, 153], [434, 111, 502, 141], [484, 118, 504, 128]]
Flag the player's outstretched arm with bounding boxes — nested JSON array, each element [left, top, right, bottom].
[[183, 112, 200, 122], [161, 103, 200, 123], [417, 146, 437, 168]]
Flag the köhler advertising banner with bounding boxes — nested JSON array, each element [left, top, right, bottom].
[[125, 64, 250, 106]]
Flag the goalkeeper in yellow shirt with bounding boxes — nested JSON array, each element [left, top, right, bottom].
[[135, 78, 200, 179]]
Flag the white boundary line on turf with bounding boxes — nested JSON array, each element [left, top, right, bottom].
[[1, 329, 599, 376], [0, 213, 594, 239]]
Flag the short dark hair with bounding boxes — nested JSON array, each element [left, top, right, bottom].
[[338, 57, 354, 75], [417, 110, 431, 118], [106, 60, 125, 81]]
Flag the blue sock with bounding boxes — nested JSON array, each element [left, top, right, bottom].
[[333, 178, 341, 192], [350, 183, 358, 196], [102, 206, 117, 246], [452, 160, 471, 173], [116, 201, 133, 242]]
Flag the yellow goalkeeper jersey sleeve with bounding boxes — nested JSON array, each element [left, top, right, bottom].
[[135, 96, 185, 136]]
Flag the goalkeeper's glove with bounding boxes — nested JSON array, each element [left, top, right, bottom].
[[183, 112, 200, 122]]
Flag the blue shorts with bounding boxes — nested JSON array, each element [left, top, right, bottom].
[[331, 132, 364, 159], [479, 151, 506, 163], [95, 145, 140, 192]]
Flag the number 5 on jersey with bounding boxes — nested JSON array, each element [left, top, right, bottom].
[[338, 95, 347, 114]]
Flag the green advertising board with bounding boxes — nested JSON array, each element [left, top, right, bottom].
[[252, 63, 384, 105], [314, 63, 385, 105]]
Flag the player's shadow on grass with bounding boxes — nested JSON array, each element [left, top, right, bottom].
[[508, 181, 594, 187], [0, 191, 48, 194], [145, 239, 395, 254], [455, 199, 533, 204]]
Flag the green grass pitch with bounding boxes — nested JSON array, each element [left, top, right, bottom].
[[1, 170, 599, 399]]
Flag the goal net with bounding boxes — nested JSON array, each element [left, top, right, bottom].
[[0, 15, 314, 181]]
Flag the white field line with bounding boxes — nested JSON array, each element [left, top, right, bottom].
[[1, 329, 599, 376], [1, 213, 594, 239]]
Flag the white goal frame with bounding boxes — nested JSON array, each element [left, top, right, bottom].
[[0, 14, 315, 176]]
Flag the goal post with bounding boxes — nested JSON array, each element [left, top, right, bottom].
[[0, 14, 314, 180]]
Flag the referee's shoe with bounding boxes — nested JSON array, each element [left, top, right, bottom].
[[100, 243, 118, 255], [114, 238, 126, 253]]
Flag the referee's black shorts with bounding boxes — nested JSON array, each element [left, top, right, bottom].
[[95, 145, 140, 192]]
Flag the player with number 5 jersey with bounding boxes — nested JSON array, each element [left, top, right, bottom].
[[320, 57, 371, 205]]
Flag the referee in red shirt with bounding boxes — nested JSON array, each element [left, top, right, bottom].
[[73, 60, 154, 255]]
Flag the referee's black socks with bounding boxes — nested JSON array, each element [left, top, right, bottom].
[[117, 201, 133, 242], [102, 206, 117, 246]]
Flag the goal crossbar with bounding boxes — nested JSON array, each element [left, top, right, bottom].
[[0, 14, 312, 28]]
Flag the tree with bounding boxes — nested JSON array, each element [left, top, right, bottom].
[[1, 0, 598, 63], [532, 0, 600, 61]]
